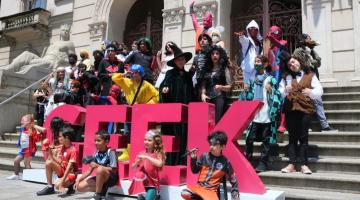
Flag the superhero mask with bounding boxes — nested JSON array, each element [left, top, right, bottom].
[[203, 12, 213, 29]]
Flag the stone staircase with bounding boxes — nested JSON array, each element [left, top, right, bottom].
[[0, 131, 45, 172], [236, 86, 360, 200], [0, 86, 359, 199]]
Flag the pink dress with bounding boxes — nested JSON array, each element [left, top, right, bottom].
[[138, 151, 162, 191]]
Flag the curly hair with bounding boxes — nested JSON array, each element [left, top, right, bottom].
[[146, 129, 165, 159], [206, 45, 229, 71]]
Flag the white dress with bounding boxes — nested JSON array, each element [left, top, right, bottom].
[[155, 55, 174, 88]]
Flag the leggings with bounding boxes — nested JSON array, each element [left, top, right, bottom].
[[138, 187, 158, 200]]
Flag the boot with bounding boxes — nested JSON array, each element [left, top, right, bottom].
[[118, 144, 130, 162], [277, 113, 286, 132]]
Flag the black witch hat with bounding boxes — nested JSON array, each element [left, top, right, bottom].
[[167, 45, 192, 67]]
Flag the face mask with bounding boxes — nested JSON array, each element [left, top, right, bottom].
[[255, 64, 264, 71], [212, 35, 220, 43]]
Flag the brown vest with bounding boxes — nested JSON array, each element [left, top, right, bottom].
[[285, 72, 315, 114]]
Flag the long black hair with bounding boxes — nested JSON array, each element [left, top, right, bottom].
[[206, 45, 229, 71], [164, 41, 180, 56]]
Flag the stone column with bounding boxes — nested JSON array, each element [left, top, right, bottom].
[[162, 6, 186, 50], [351, 0, 360, 85], [302, 0, 337, 86]]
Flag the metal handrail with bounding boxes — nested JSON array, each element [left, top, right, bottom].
[[0, 74, 50, 107]]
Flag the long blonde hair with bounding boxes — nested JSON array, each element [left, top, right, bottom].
[[22, 114, 35, 135]]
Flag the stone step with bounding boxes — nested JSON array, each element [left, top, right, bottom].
[[1, 133, 20, 141], [322, 92, 360, 101], [323, 100, 360, 110], [251, 154, 360, 175], [310, 120, 360, 132], [0, 147, 44, 162], [267, 186, 360, 200], [0, 157, 44, 172], [323, 86, 360, 94], [0, 140, 41, 149], [238, 141, 360, 158], [284, 132, 360, 144], [259, 171, 360, 194], [323, 110, 360, 121]]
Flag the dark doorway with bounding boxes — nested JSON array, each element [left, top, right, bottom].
[[123, 0, 163, 54], [230, 0, 302, 88]]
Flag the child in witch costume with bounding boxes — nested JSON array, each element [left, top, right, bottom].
[[181, 131, 240, 200], [75, 130, 118, 200], [244, 55, 282, 172], [129, 130, 165, 200], [160, 46, 194, 165]]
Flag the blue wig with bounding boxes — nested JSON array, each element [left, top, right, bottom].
[[130, 64, 145, 77]]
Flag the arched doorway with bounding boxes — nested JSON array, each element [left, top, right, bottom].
[[230, 0, 302, 88], [123, 0, 163, 54]]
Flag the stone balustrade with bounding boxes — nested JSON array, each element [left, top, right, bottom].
[[0, 8, 50, 32]]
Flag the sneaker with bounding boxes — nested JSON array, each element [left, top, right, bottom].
[[255, 161, 268, 173], [321, 126, 338, 132], [301, 165, 312, 174], [66, 183, 75, 195], [277, 126, 286, 133], [281, 164, 296, 173], [36, 185, 55, 196], [6, 174, 20, 180], [90, 193, 104, 200]]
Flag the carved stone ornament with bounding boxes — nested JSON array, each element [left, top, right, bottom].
[[89, 21, 107, 38], [162, 7, 186, 24], [192, 1, 217, 20]]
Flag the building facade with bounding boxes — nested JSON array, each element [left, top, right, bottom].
[[0, 0, 359, 86]]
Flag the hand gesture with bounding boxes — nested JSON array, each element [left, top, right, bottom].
[[234, 30, 246, 37], [162, 87, 169, 94], [137, 154, 148, 160], [265, 84, 272, 92], [189, 148, 199, 159], [285, 85, 292, 93], [214, 85, 222, 93], [302, 88, 312, 96], [157, 50, 162, 57], [201, 93, 210, 102], [244, 83, 249, 91], [190, 0, 195, 10], [89, 161, 98, 168]]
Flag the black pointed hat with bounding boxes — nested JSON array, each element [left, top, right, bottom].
[[167, 45, 192, 67]]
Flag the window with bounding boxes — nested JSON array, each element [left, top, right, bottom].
[[25, 0, 46, 11]]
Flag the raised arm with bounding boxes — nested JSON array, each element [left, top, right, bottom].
[[190, 0, 199, 30]]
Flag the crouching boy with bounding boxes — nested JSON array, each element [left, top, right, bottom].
[[75, 130, 118, 200], [37, 125, 79, 195], [181, 131, 240, 200]]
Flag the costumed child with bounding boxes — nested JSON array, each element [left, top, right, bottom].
[[129, 130, 165, 200], [279, 52, 322, 175], [36, 125, 79, 196], [266, 26, 288, 133], [181, 131, 240, 200], [6, 114, 43, 180], [244, 55, 282, 172], [75, 130, 118, 200], [112, 64, 159, 161]]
